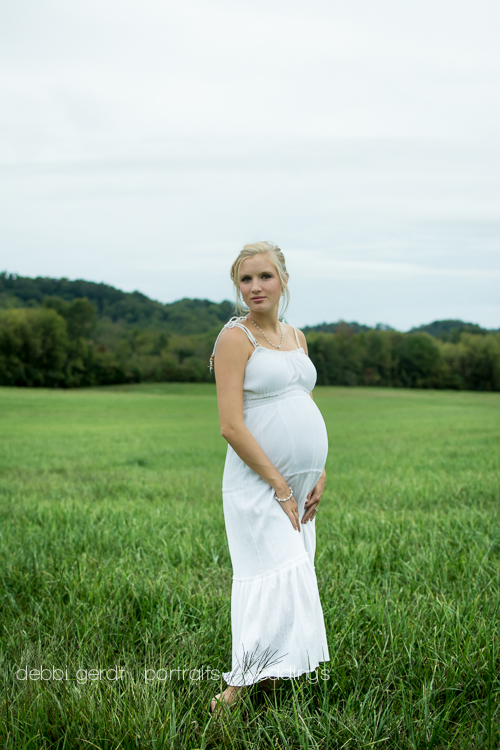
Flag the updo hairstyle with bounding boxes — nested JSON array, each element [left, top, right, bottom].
[[230, 241, 290, 317]]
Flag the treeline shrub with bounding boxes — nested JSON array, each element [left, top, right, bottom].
[[0, 301, 499, 390], [0, 308, 68, 386], [307, 329, 500, 390]]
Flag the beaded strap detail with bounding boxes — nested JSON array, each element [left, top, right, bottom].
[[209, 317, 259, 372]]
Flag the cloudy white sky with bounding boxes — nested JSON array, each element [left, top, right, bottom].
[[1, 0, 499, 330]]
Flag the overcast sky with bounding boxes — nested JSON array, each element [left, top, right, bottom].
[[1, 0, 499, 330]]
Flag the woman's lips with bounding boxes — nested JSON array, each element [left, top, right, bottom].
[[251, 297, 265, 301]]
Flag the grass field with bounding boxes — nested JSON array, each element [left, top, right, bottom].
[[1, 383, 499, 749]]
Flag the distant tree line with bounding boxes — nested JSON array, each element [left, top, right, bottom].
[[307, 325, 500, 391], [0, 272, 499, 391], [0, 273, 230, 387]]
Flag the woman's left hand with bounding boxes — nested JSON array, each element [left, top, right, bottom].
[[302, 469, 326, 524]]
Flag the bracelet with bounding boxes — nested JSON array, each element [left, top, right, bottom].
[[274, 486, 293, 503]]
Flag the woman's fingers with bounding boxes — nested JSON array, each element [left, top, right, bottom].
[[300, 478, 327, 524], [306, 484, 321, 505], [302, 495, 320, 523], [304, 489, 320, 510], [279, 497, 301, 532], [302, 507, 317, 524], [287, 506, 300, 532], [292, 500, 301, 532], [280, 490, 323, 528]]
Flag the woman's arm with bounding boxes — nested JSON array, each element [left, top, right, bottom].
[[295, 328, 314, 401], [295, 326, 327, 523], [296, 327, 308, 356], [214, 327, 301, 531]]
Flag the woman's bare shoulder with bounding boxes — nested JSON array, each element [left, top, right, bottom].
[[284, 323, 307, 352], [214, 325, 253, 364], [216, 325, 251, 347]]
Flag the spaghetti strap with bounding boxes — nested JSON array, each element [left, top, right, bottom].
[[233, 322, 259, 349], [293, 326, 301, 348], [209, 317, 259, 372]]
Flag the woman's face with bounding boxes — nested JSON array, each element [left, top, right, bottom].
[[238, 253, 285, 315]]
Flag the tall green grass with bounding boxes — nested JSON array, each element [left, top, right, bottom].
[[1, 384, 499, 749]]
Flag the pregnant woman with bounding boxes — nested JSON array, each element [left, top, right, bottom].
[[209, 242, 330, 714]]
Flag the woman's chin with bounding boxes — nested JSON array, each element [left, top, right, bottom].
[[247, 301, 278, 314]]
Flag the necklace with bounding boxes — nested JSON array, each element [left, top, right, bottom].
[[249, 317, 284, 349]]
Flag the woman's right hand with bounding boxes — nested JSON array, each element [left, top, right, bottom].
[[277, 494, 301, 532]]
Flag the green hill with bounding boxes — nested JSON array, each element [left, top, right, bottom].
[[0, 272, 234, 335], [302, 321, 372, 335], [0, 272, 499, 391], [0, 272, 237, 387], [409, 319, 496, 341]]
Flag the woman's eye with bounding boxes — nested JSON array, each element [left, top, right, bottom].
[[262, 274, 272, 279], [241, 277, 251, 282]]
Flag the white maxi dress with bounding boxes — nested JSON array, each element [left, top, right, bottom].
[[211, 317, 330, 687]]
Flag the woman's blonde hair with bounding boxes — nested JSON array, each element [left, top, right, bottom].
[[230, 241, 290, 317]]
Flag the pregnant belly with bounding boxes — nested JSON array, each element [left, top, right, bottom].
[[243, 390, 329, 478]]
